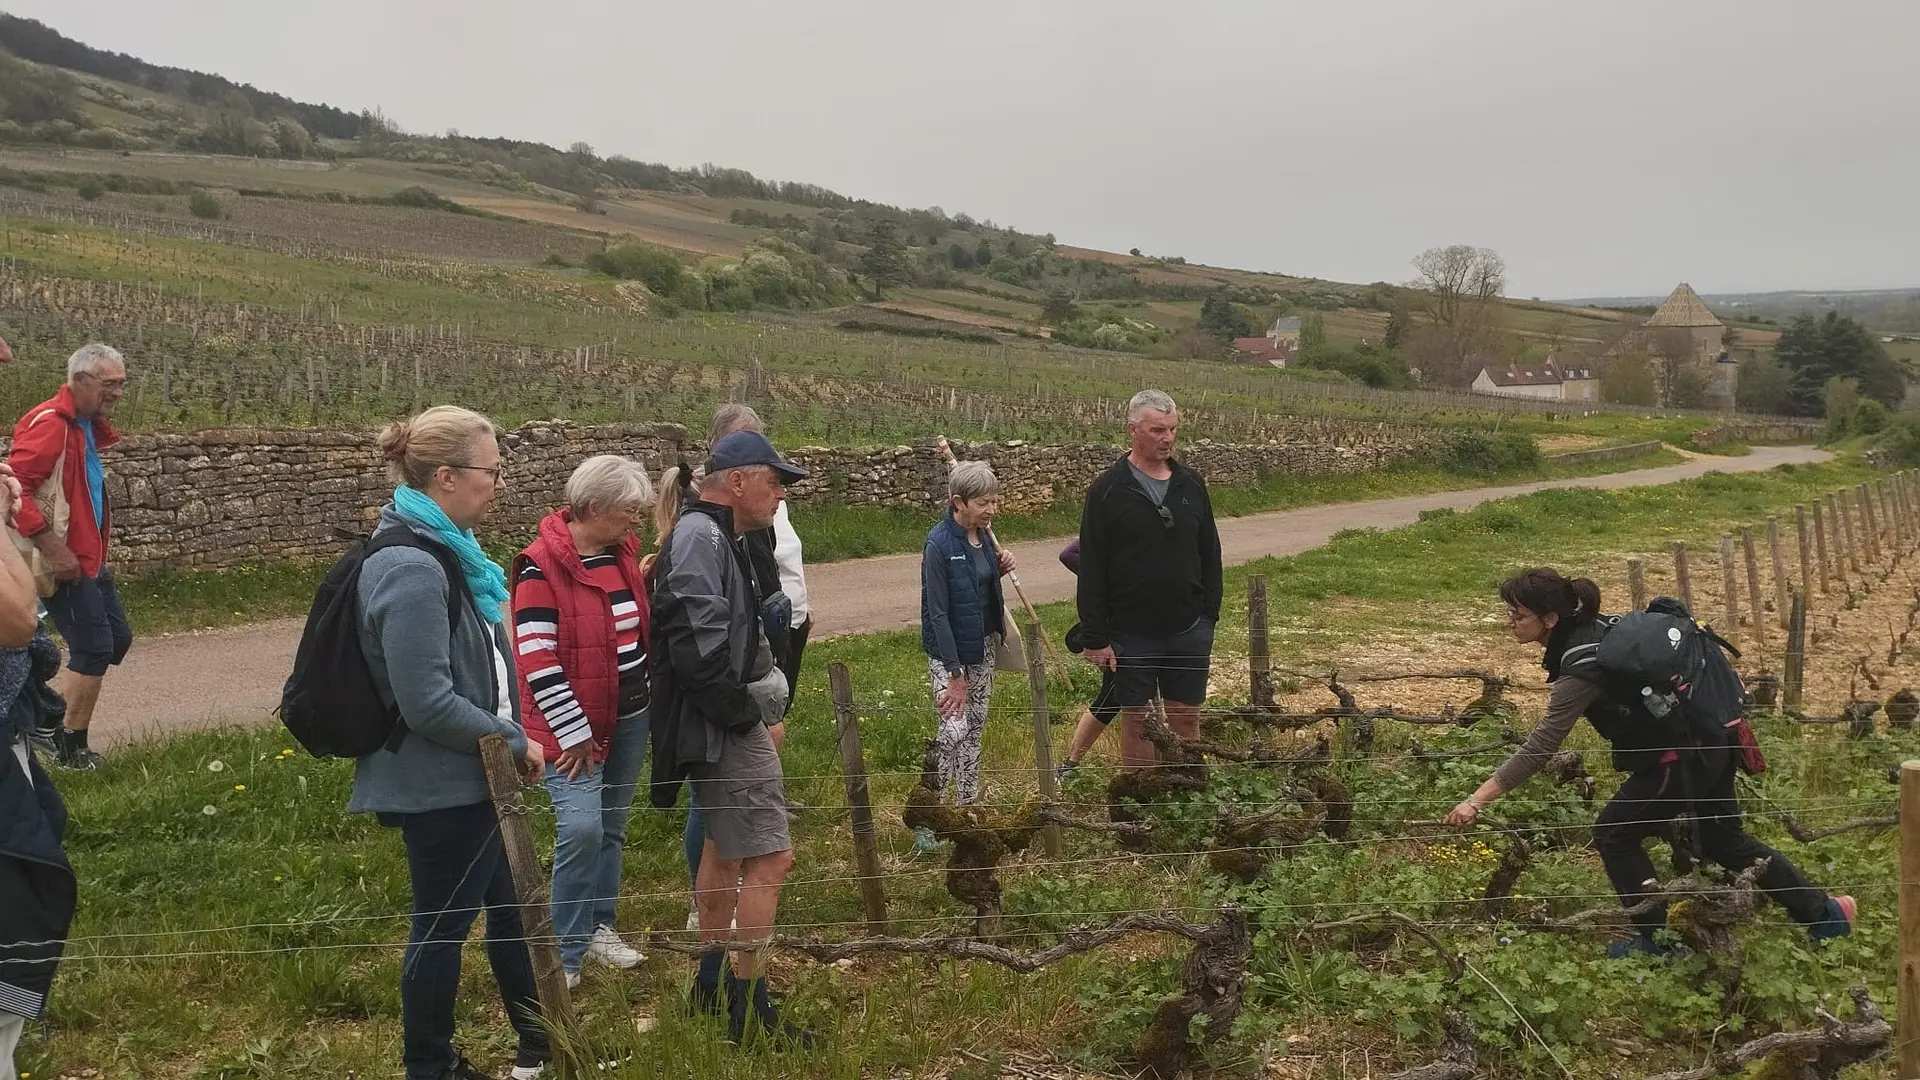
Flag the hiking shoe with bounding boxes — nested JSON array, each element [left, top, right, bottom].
[[565, 969, 582, 991], [1606, 935, 1673, 960], [726, 975, 814, 1049], [509, 1046, 551, 1080], [53, 728, 102, 771], [1810, 895, 1856, 943], [912, 826, 943, 855], [443, 1056, 502, 1080], [686, 903, 701, 933], [26, 727, 57, 759], [587, 924, 643, 969]]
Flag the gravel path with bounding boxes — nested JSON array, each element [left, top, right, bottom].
[[90, 445, 1827, 748]]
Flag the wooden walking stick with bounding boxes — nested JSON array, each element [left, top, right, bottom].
[[937, 436, 1069, 688]]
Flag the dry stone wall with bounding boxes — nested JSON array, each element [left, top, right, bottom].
[[0, 419, 1422, 573]]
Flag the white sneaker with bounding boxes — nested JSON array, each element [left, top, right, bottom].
[[686, 905, 701, 932], [565, 969, 582, 991], [511, 1066, 546, 1080], [587, 924, 643, 969]]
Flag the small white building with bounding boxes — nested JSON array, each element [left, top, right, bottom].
[[1471, 356, 1599, 402]]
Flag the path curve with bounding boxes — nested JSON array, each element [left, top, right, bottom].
[[93, 445, 1828, 748]]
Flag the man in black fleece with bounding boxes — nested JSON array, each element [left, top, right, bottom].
[[1075, 390, 1222, 770]]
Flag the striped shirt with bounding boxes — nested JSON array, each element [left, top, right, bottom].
[[513, 553, 648, 749]]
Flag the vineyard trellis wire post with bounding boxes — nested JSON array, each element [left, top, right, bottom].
[[1248, 576, 1274, 708], [829, 662, 889, 934], [1794, 505, 1813, 604], [1767, 517, 1790, 631], [1022, 618, 1063, 858], [1900, 759, 1920, 1080], [1719, 536, 1740, 646], [1879, 478, 1900, 551], [1627, 558, 1646, 611], [1812, 500, 1832, 595], [1672, 541, 1693, 613], [1741, 526, 1768, 648], [1858, 484, 1880, 563], [1783, 590, 1807, 714], [1835, 490, 1859, 575], [479, 733, 580, 1077]]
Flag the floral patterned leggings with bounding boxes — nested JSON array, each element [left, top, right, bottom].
[[926, 655, 995, 804]]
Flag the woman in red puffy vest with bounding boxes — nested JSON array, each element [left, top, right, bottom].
[[512, 455, 654, 987]]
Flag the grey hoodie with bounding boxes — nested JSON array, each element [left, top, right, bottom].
[[346, 507, 528, 815]]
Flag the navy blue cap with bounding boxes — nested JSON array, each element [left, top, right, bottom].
[[706, 430, 807, 484]]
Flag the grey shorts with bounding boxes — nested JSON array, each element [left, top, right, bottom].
[[688, 723, 790, 860]]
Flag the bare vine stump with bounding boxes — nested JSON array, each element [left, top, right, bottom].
[[1134, 906, 1251, 1080]]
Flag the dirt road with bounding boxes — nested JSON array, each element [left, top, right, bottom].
[[92, 446, 1827, 748]]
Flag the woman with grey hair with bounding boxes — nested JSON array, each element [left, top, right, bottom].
[[511, 454, 655, 989], [916, 460, 1016, 844]]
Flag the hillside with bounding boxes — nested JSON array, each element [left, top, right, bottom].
[[0, 11, 1661, 380]]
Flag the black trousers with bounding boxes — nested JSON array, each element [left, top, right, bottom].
[[381, 801, 549, 1079], [1593, 752, 1827, 934]]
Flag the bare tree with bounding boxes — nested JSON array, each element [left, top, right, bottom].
[[1409, 245, 1508, 384]]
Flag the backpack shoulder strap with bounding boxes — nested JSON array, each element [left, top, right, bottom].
[[362, 529, 472, 630]]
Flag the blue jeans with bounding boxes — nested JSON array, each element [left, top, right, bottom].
[[378, 801, 548, 1080], [543, 710, 648, 973]]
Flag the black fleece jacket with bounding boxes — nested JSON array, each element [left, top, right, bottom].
[[1074, 455, 1222, 650]]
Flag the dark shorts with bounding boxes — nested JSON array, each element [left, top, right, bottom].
[[1111, 618, 1214, 708], [44, 568, 133, 677], [1089, 669, 1122, 725], [687, 723, 790, 861]]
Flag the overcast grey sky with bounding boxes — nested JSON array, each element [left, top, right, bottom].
[[16, 0, 1918, 298]]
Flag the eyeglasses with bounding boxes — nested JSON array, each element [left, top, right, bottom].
[[452, 464, 505, 481], [1506, 608, 1537, 626], [1156, 504, 1175, 531], [80, 372, 128, 391]]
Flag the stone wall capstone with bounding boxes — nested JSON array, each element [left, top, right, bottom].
[[1, 418, 1423, 574]]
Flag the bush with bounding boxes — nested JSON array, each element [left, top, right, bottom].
[[187, 191, 224, 220], [584, 243, 684, 295], [1880, 411, 1920, 465], [1418, 430, 1541, 477], [75, 178, 103, 201]]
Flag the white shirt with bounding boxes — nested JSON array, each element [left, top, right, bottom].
[[772, 501, 810, 626]]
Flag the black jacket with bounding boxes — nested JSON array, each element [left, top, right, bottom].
[[1075, 455, 1222, 649], [1, 633, 74, 1020], [647, 501, 766, 810]]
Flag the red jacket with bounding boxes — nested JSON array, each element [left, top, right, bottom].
[[7, 386, 119, 578], [511, 510, 650, 762]]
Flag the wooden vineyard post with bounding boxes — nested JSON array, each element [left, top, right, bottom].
[[1860, 484, 1881, 563], [1812, 499, 1832, 594], [479, 734, 577, 1078], [1024, 618, 1063, 858], [1794, 505, 1813, 603], [1626, 558, 1646, 611], [829, 663, 888, 934], [1741, 526, 1768, 647], [1882, 478, 1902, 551], [1671, 541, 1693, 612], [1783, 590, 1806, 714], [1247, 576, 1274, 708], [1720, 535, 1741, 644], [1767, 517, 1791, 630], [1836, 490, 1860, 574], [1901, 760, 1920, 1080]]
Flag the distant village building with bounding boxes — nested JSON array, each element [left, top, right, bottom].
[[1230, 316, 1302, 367], [1470, 354, 1600, 403], [1603, 283, 1739, 410]]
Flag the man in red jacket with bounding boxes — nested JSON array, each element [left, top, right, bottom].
[[8, 343, 131, 770]]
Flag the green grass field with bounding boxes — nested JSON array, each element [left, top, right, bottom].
[[31, 454, 1910, 1079]]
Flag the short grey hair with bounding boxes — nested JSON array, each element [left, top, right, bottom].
[[68, 342, 125, 381], [1126, 389, 1177, 422], [699, 463, 767, 492], [708, 403, 764, 444], [565, 454, 654, 517], [948, 460, 1000, 504]]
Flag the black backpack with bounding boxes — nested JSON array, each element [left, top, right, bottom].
[[1593, 596, 1761, 771], [278, 528, 471, 759]]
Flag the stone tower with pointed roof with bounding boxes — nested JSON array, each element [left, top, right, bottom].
[[1644, 283, 1725, 362]]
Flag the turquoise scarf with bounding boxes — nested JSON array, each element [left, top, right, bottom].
[[391, 485, 510, 624]]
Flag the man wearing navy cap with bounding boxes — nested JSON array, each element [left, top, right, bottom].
[[647, 429, 814, 1046]]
